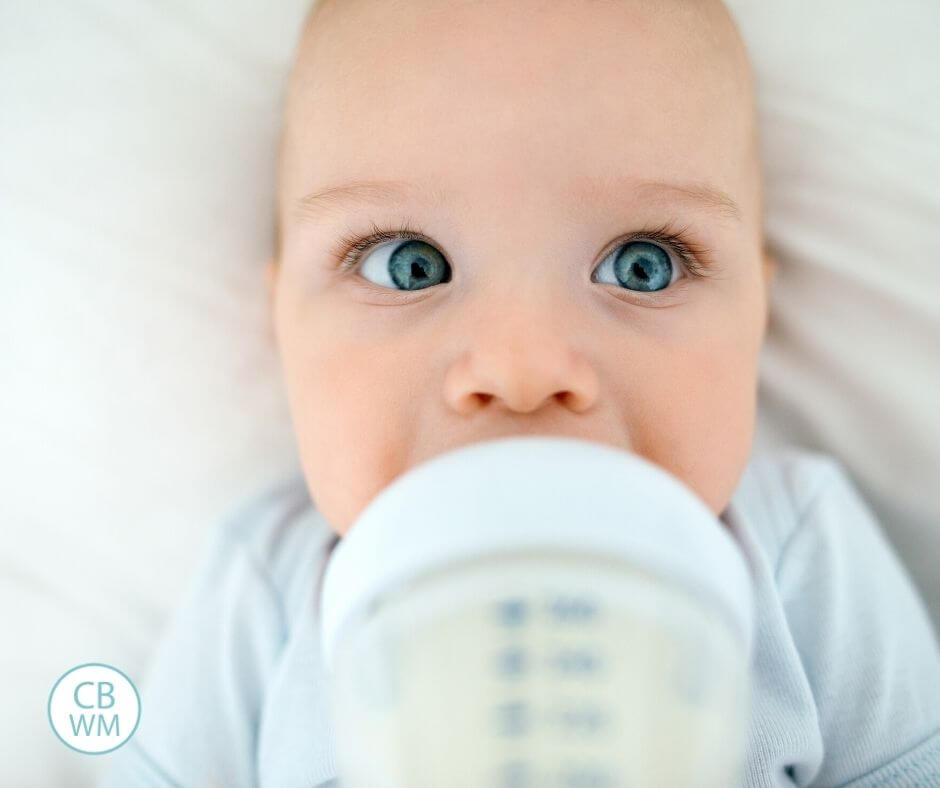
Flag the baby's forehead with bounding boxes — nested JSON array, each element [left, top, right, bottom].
[[294, 0, 749, 82], [279, 0, 759, 231]]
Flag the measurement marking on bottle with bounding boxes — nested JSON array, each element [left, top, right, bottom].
[[547, 648, 603, 676], [495, 759, 533, 788], [493, 699, 531, 737], [556, 761, 616, 787], [546, 702, 611, 734], [494, 646, 529, 678], [545, 595, 599, 623], [494, 597, 530, 628]]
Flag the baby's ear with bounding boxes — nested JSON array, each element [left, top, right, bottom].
[[265, 256, 278, 307], [762, 246, 776, 284], [761, 246, 776, 336]]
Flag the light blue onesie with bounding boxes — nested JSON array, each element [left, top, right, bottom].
[[101, 448, 940, 787]]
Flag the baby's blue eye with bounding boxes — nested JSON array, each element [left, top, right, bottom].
[[592, 240, 675, 292], [359, 239, 451, 291]]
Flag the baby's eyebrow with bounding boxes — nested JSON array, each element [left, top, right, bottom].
[[295, 175, 742, 224]]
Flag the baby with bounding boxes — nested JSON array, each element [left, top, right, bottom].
[[103, 0, 940, 786]]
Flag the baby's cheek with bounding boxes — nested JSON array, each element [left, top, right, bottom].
[[287, 341, 420, 534], [633, 332, 759, 516]]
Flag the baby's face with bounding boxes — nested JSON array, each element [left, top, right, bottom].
[[269, 0, 773, 535]]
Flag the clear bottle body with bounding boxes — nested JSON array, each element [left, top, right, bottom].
[[328, 551, 750, 788]]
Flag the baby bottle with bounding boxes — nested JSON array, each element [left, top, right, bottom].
[[319, 436, 754, 788]]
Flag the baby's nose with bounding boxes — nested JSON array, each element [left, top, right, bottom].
[[442, 308, 599, 416]]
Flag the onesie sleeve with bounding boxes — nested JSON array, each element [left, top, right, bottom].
[[98, 496, 293, 788], [775, 459, 940, 786]]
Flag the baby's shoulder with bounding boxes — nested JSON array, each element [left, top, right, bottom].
[[218, 473, 334, 622], [723, 446, 857, 569]]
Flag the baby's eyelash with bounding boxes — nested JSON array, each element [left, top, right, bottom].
[[333, 218, 430, 272], [331, 218, 715, 279]]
